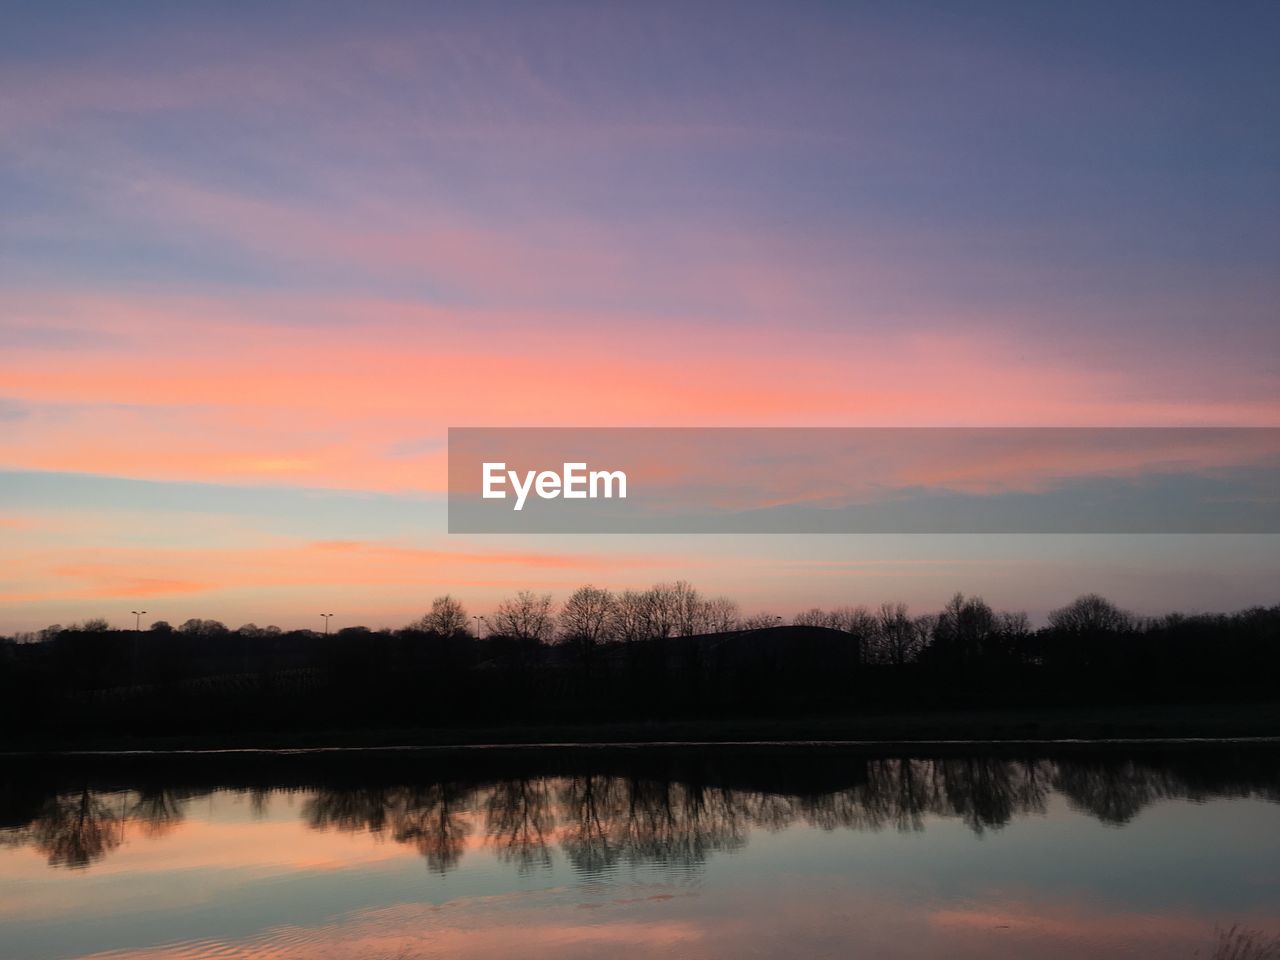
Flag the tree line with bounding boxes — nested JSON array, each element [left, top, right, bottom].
[[2, 582, 1277, 740]]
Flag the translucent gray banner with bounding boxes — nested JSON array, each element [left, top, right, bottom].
[[447, 428, 1280, 533]]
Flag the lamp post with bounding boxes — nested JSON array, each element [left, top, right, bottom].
[[474, 615, 487, 640], [128, 610, 146, 686], [320, 613, 334, 635]]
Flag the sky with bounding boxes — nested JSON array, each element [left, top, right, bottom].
[[2, 1, 1278, 632]]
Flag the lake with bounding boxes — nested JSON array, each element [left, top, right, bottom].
[[1, 743, 1278, 959]]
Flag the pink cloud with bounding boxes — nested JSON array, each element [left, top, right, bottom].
[[0, 537, 687, 609], [5, 290, 1273, 497]]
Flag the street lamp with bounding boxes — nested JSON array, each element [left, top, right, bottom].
[[474, 615, 488, 639], [320, 613, 334, 635], [131, 610, 147, 631]]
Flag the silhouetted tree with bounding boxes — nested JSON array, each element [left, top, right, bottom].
[[928, 593, 999, 667], [415, 594, 470, 636], [612, 589, 653, 643], [700, 596, 741, 632], [793, 608, 830, 628], [492, 591, 555, 643], [178, 618, 228, 637], [874, 602, 920, 667], [559, 586, 616, 677], [2, 588, 1276, 740], [668, 580, 705, 636], [1049, 594, 1133, 634], [559, 586, 616, 646]]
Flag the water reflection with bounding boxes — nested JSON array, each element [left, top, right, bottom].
[[306, 782, 475, 873], [4, 747, 1278, 874], [2, 747, 1279, 960], [28, 789, 126, 869], [0, 786, 199, 869]]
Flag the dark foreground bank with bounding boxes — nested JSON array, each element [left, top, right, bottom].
[[5, 614, 1280, 751], [5, 701, 1280, 754]]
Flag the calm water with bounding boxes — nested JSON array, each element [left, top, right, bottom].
[[1, 745, 1278, 959]]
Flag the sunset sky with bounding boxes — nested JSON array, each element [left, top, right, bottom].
[[2, 1, 1278, 632]]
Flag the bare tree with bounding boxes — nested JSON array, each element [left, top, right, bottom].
[[996, 610, 1033, 665], [931, 593, 998, 665], [875, 602, 918, 667], [640, 580, 705, 637], [492, 591, 555, 643], [1048, 594, 1132, 634], [178, 618, 228, 637], [793, 608, 830, 628], [912, 614, 938, 661], [612, 589, 653, 644], [1000, 611, 1031, 639], [416, 595, 469, 636], [830, 605, 875, 635], [828, 604, 876, 666], [700, 596, 740, 633], [669, 580, 704, 636], [741, 612, 783, 629], [643, 583, 679, 639], [559, 586, 617, 647]]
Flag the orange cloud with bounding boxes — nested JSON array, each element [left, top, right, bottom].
[[6, 290, 1273, 496], [0, 537, 687, 609]]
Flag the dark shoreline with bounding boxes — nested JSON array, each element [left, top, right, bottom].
[[7, 701, 1279, 756]]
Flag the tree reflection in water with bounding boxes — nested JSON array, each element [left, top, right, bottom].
[[2, 786, 200, 868], [2, 750, 1277, 873], [304, 782, 474, 873]]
